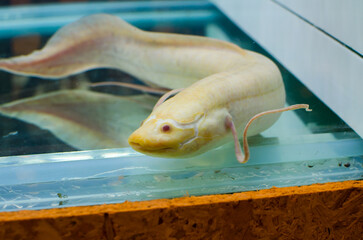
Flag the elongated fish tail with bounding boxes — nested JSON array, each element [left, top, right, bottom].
[[0, 14, 140, 79]]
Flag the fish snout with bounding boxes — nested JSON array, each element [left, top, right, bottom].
[[128, 129, 176, 152], [128, 120, 196, 156]]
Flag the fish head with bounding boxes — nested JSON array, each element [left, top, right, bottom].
[[128, 112, 204, 157], [128, 101, 233, 158]]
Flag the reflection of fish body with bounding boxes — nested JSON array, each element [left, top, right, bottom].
[[0, 90, 157, 150], [0, 14, 309, 162]]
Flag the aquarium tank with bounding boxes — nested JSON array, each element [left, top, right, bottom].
[[0, 0, 362, 212]]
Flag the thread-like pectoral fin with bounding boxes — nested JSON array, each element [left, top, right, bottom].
[[225, 115, 248, 163], [0, 14, 136, 78], [226, 104, 312, 164], [91, 81, 170, 95], [153, 88, 184, 110]]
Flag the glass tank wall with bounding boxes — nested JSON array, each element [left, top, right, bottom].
[[0, 1, 362, 212]]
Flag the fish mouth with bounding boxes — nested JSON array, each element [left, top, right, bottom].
[[129, 141, 176, 153]]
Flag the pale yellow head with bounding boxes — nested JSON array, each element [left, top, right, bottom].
[[128, 91, 230, 158], [128, 113, 205, 157]]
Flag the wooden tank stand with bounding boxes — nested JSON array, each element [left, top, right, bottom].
[[0, 180, 362, 239]]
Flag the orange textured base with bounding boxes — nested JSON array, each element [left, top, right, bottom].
[[0, 180, 362, 240]]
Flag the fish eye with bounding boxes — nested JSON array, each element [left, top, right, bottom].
[[161, 124, 171, 132]]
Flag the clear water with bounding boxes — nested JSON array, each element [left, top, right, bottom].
[[0, 1, 362, 212]]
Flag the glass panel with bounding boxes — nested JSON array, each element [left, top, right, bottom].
[[0, 1, 362, 212]]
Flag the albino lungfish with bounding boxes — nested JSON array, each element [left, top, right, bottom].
[[0, 14, 311, 163]]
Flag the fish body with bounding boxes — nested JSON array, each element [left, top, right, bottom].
[[128, 50, 285, 157]]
